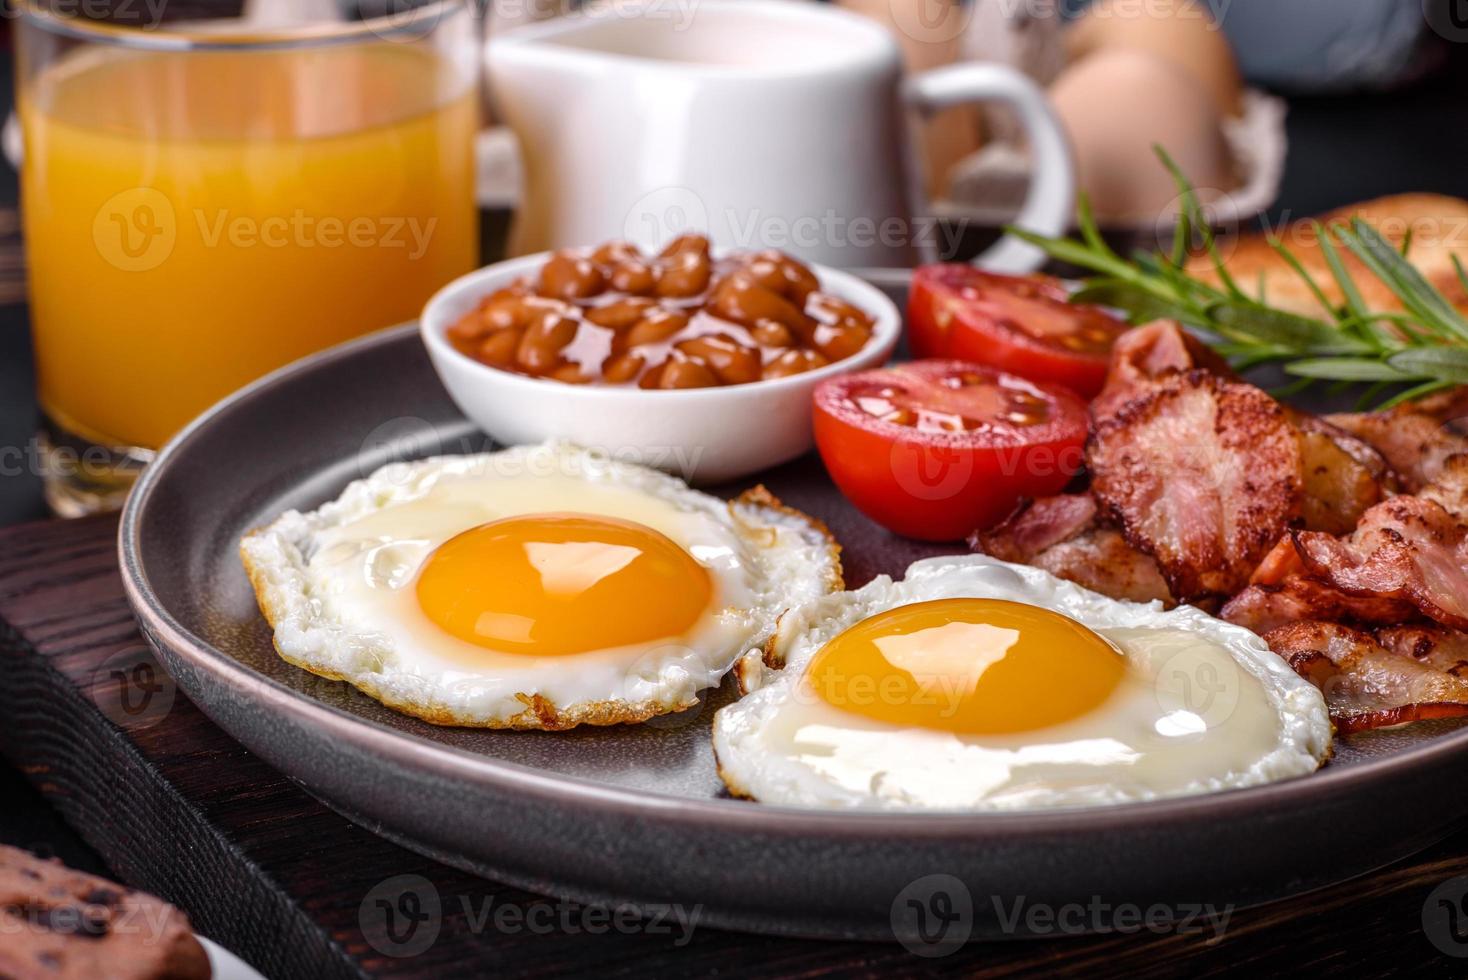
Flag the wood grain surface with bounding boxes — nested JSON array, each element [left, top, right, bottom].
[[2, 514, 1468, 977]]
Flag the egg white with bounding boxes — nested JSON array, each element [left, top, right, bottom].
[[713, 556, 1332, 810], [240, 442, 842, 728]]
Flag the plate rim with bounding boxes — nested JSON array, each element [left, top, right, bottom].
[[118, 322, 1468, 838]]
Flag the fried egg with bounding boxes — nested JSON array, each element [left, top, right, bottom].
[[241, 442, 842, 729], [713, 556, 1330, 810]]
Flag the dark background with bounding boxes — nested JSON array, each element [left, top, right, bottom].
[[3, 14, 1468, 930]]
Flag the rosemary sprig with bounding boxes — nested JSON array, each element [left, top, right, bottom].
[[1007, 147, 1468, 409]]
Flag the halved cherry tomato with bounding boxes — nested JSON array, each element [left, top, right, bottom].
[[813, 360, 1088, 541], [907, 266, 1128, 398]]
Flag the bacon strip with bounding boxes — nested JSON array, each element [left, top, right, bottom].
[[1088, 371, 1302, 602], [1374, 624, 1468, 675], [1222, 577, 1419, 635], [1292, 457, 1468, 630], [1264, 621, 1468, 733], [974, 494, 1098, 559], [1093, 320, 1235, 418], [1249, 537, 1306, 586], [1325, 387, 1468, 492], [971, 495, 1173, 605]]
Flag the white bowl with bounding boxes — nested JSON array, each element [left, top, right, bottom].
[[420, 253, 901, 484]]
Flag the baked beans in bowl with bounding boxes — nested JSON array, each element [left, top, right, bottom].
[[421, 236, 899, 482]]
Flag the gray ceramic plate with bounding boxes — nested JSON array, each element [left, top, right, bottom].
[[120, 325, 1468, 941]]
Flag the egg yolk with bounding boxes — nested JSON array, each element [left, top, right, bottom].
[[806, 598, 1124, 734], [415, 513, 713, 655]]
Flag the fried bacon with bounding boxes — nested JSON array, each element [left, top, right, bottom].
[[1088, 371, 1302, 602], [1325, 387, 1468, 492], [1222, 577, 1419, 635], [1291, 457, 1468, 630], [1249, 537, 1306, 586], [1423, 454, 1468, 518], [1093, 320, 1235, 417], [1264, 621, 1468, 733], [1374, 624, 1468, 675], [971, 495, 1173, 605], [973, 494, 1098, 558]]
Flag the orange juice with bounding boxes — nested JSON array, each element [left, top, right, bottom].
[[20, 42, 479, 450]]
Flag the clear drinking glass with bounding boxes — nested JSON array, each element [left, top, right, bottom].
[[16, 0, 481, 515]]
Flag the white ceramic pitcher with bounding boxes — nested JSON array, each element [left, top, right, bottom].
[[487, 0, 1074, 278]]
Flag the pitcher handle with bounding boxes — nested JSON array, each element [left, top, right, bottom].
[[901, 63, 1075, 275]]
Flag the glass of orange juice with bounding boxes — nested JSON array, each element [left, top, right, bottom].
[[16, 0, 481, 515]]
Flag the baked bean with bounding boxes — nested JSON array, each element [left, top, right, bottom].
[[516, 312, 578, 373], [813, 322, 872, 363], [549, 363, 593, 385], [763, 348, 828, 379], [650, 354, 719, 389], [585, 297, 656, 329], [659, 233, 711, 259], [591, 240, 641, 266], [481, 293, 532, 332], [676, 334, 762, 386], [750, 319, 794, 348], [610, 260, 657, 295], [807, 292, 867, 324], [447, 314, 489, 345], [746, 251, 820, 303], [709, 273, 816, 341], [625, 309, 690, 348], [476, 328, 522, 367], [601, 352, 646, 384], [449, 288, 527, 342], [538, 252, 605, 300], [655, 249, 711, 298]]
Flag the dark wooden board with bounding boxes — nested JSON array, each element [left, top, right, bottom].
[[3, 512, 1468, 978]]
